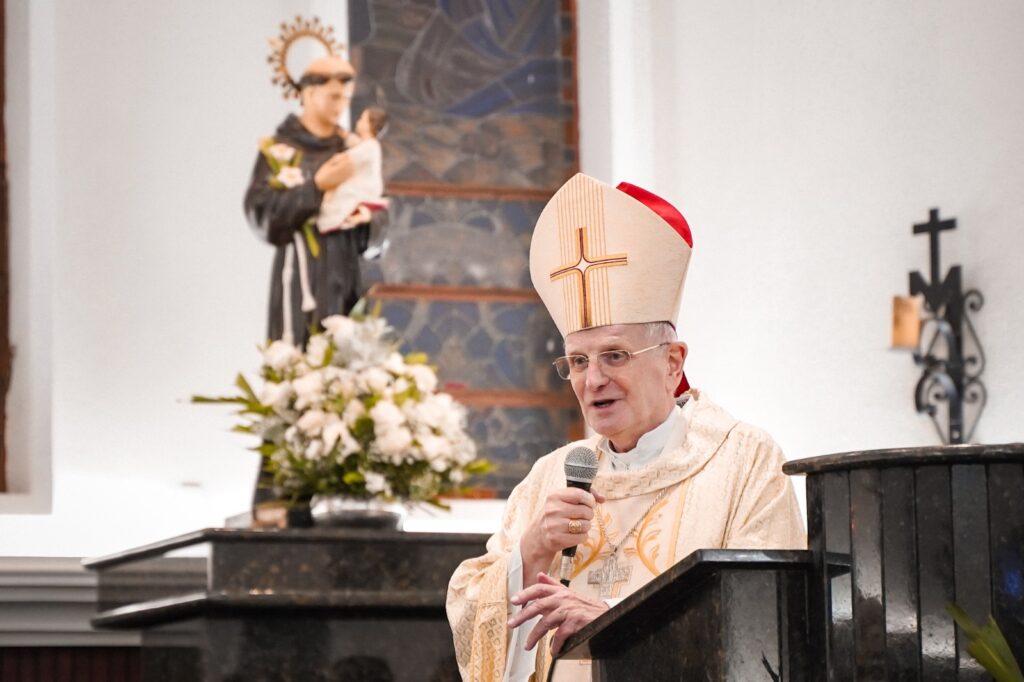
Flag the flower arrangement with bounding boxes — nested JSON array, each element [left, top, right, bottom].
[[195, 310, 490, 505]]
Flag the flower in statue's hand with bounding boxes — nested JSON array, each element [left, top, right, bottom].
[[267, 143, 297, 162], [275, 166, 305, 188]]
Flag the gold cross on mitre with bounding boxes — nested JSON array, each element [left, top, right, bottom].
[[549, 227, 628, 329], [587, 554, 632, 598]]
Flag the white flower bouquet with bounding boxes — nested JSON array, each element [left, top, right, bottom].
[[195, 310, 490, 505]]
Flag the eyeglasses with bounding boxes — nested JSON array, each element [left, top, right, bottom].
[[552, 343, 671, 380]]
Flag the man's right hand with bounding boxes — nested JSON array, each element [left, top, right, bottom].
[[519, 487, 605, 587], [314, 152, 353, 191]]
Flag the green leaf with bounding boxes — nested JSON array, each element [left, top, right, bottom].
[[464, 459, 494, 475], [351, 415, 374, 441], [349, 298, 368, 319], [192, 395, 247, 404], [947, 604, 1024, 682], [303, 221, 320, 259], [342, 471, 365, 485], [235, 373, 258, 402], [253, 442, 278, 457], [404, 352, 428, 365]]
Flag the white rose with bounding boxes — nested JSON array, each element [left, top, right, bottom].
[[408, 397, 444, 429], [292, 371, 325, 410], [342, 400, 366, 427], [267, 143, 296, 162], [393, 377, 410, 395], [322, 316, 356, 346], [450, 469, 465, 484], [275, 166, 305, 188], [258, 380, 293, 410], [296, 409, 327, 436], [361, 367, 392, 394], [305, 439, 325, 460], [370, 400, 405, 431], [384, 352, 406, 374], [263, 340, 300, 372], [407, 364, 438, 393], [305, 335, 330, 367], [364, 471, 388, 494], [420, 434, 453, 471], [321, 415, 345, 452], [339, 427, 361, 456], [375, 426, 413, 459]]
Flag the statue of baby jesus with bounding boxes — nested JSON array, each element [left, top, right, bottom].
[[317, 106, 389, 234]]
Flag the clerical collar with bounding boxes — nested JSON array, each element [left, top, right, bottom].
[[600, 403, 686, 472]]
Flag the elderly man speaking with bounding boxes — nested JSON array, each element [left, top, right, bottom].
[[446, 174, 805, 681]]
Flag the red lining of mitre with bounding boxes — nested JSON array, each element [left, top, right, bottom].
[[615, 181, 693, 248], [617, 183, 694, 396]]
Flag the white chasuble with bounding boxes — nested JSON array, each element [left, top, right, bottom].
[[446, 389, 806, 682]]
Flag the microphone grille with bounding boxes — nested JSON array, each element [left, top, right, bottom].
[[564, 447, 598, 484]]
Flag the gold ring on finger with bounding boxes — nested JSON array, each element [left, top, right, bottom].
[[568, 519, 584, 534]]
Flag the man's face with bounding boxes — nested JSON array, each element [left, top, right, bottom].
[[301, 78, 351, 130], [564, 324, 684, 452]]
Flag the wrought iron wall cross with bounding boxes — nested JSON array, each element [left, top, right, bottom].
[[907, 208, 986, 444]]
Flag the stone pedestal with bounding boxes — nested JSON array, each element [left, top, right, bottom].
[[84, 528, 487, 682]]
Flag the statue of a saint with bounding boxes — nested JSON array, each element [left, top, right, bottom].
[[244, 44, 386, 346]]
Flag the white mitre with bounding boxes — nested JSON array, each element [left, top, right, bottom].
[[529, 173, 694, 338]]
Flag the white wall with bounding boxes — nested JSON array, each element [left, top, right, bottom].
[[579, 0, 1024, 483], [3, 0, 1022, 557], [0, 0, 346, 555]]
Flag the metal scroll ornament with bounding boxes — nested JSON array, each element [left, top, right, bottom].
[[267, 15, 346, 100], [908, 208, 986, 445]]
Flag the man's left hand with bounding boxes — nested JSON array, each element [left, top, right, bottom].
[[508, 573, 609, 655]]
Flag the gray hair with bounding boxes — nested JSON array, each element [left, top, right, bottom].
[[563, 322, 678, 352], [642, 321, 677, 345]]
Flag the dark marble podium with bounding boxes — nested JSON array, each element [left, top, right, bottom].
[[558, 443, 1024, 682], [84, 528, 487, 682], [559, 549, 814, 681]]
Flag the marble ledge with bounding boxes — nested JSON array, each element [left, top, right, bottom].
[[92, 588, 451, 630], [82, 527, 490, 571]]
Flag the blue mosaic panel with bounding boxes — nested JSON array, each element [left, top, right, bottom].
[[349, 0, 577, 189], [370, 297, 564, 393], [363, 195, 541, 289], [465, 405, 582, 494]]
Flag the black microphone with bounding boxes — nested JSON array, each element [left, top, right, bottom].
[[559, 447, 598, 586]]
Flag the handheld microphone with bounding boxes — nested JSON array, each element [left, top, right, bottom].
[[559, 447, 598, 586]]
